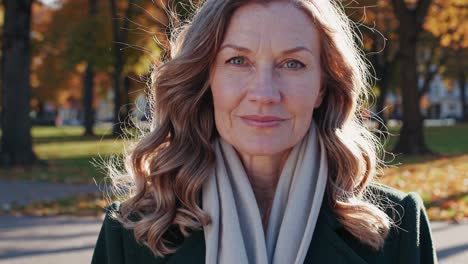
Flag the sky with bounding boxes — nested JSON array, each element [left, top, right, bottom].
[[38, 0, 62, 8]]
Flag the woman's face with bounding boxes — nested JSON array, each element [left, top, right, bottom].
[[210, 2, 323, 157]]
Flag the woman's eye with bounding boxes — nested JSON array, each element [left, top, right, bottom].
[[283, 60, 305, 69], [226, 56, 246, 65]]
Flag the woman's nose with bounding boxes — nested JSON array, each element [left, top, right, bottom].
[[246, 67, 281, 104]]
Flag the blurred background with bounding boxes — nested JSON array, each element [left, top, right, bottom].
[[0, 0, 466, 263]]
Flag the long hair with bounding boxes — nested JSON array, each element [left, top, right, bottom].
[[109, 0, 391, 257]]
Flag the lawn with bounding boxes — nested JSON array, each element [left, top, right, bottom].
[[1, 124, 467, 221], [1, 126, 129, 184], [383, 124, 468, 164]]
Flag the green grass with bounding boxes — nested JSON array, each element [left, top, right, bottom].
[[34, 138, 125, 159], [31, 126, 111, 139], [419, 124, 468, 155], [0, 126, 130, 184], [382, 124, 468, 164], [1, 124, 467, 184]]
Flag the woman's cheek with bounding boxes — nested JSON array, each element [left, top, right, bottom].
[[284, 80, 320, 117], [212, 73, 241, 114], [217, 69, 249, 97]]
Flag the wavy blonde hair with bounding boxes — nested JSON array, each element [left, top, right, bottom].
[[109, 0, 391, 257]]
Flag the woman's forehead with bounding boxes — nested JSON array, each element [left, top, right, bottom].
[[221, 2, 320, 53]]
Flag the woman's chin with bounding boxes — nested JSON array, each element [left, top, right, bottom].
[[235, 141, 292, 157]]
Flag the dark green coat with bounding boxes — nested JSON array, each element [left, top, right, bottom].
[[91, 184, 437, 263]]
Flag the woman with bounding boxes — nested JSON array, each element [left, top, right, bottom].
[[92, 0, 437, 263]]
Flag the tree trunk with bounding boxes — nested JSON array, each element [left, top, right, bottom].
[[124, 76, 131, 112], [393, 24, 430, 154], [83, 0, 98, 136], [110, 0, 122, 136], [391, 0, 432, 155], [123, 75, 134, 127], [110, 0, 136, 136], [367, 17, 398, 133], [110, 0, 124, 136], [376, 77, 389, 132], [83, 64, 95, 136], [0, 0, 38, 167], [375, 59, 396, 133], [459, 70, 467, 122]]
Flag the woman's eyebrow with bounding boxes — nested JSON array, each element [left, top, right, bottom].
[[281, 46, 314, 56], [219, 44, 252, 53], [219, 44, 314, 56]]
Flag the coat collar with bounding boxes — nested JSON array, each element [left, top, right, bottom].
[[166, 198, 368, 264], [305, 200, 368, 263]]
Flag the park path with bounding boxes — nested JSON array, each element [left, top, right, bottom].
[[431, 221, 468, 264], [0, 179, 101, 209], [0, 179, 103, 264], [0, 215, 100, 264]]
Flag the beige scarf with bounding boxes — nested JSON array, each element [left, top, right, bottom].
[[202, 122, 328, 264]]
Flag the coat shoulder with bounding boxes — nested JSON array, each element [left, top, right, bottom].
[[306, 183, 438, 264], [91, 201, 166, 264], [366, 183, 421, 219], [365, 183, 438, 264], [368, 182, 416, 204], [91, 202, 124, 264]]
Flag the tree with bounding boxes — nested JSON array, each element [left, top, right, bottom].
[[424, 0, 468, 122], [32, 0, 161, 130], [390, 0, 433, 155], [416, 32, 455, 112], [83, 0, 98, 136], [31, 0, 95, 108], [453, 47, 468, 121], [60, 0, 114, 132], [348, 0, 401, 131], [0, 0, 38, 167], [443, 45, 467, 122], [29, 0, 185, 135], [29, 2, 69, 104], [110, 0, 138, 136], [347, 0, 468, 152]]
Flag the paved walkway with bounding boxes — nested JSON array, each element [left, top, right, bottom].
[[0, 179, 101, 209], [0, 215, 101, 264], [431, 221, 468, 264], [0, 179, 103, 263]]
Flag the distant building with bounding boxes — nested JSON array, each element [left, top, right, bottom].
[[133, 93, 149, 122], [383, 74, 467, 121], [96, 89, 114, 122], [424, 74, 467, 120], [56, 96, 81, 126]]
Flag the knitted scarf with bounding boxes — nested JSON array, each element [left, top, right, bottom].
[[202, 123, 328, 264]]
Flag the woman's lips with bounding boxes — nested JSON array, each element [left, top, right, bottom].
[[240, 115, 287, 128]]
